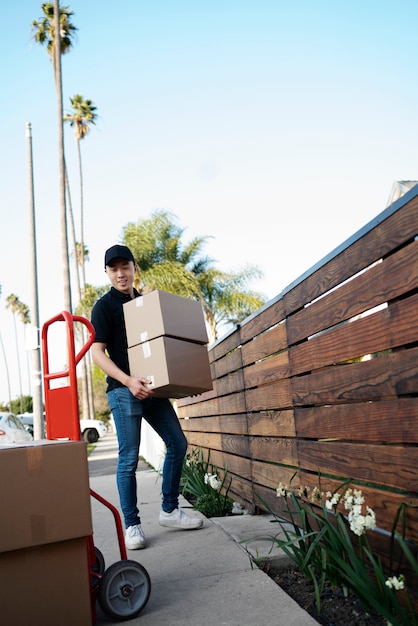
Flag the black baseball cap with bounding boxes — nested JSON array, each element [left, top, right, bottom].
[[104, 245, 135, 267]]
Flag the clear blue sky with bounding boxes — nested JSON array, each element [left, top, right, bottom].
[[1, 0, 418, 404]]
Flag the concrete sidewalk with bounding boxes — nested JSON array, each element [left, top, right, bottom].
[[88, 434, 318, 625]]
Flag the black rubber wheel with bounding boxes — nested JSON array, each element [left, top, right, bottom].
[[98, 559, 151, 621], [91, 547, 106, 589], [84, 428, 99, 443]]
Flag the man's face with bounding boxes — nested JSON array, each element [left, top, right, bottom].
[[105, 258, 136, 294]]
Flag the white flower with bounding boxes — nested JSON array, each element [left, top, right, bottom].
[[276, 483, 288, 498], [325, 492, 341, 509], [385, 575, 405, 591], [204, 473, 221, 491]]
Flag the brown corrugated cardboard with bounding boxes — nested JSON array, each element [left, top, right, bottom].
[[128, 336, 213, 398], [0, 440, 92, 553], [123, 290, 209, 348], [0, 538, 92, 626]]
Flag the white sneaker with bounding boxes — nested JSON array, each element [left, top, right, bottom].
[[125, 524, 146, 549], [159, 507, 203, 530]]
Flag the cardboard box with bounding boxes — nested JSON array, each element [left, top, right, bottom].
[[128, 336, 213, 398], [0, 537, 91, 626], [123, 290, 209, 348], [0, 440, 92, 553]]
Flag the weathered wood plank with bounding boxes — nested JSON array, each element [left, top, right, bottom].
[[211, 328, 241, 361], [239, 298, 287, 343], [244, 350, 290, 388], [297, 440, 418, 492], [245, 378, 293, 411], [249, 436, 299, 466], [213, 348, 243, 379], [177, 397, 219, 419], [241, 322, 288, 365], [251, 461, 300, 491], [186, 432, 223, 451], [290, 291, 418, 376], [300, 471, 418, 542], [287, 240, 418, 347], [181, 414, 248, 435], [294, 398, 418, 443], [291, 346, 418, 406], [221, 433, 250, 457], [247, 409, 296, 437], [215, 369, 245, 395]]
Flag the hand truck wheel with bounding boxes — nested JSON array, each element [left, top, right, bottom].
[[91, 547, 106, 589], [97, 559, 151, 621]]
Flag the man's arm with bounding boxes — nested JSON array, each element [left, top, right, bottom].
[[91, 342, 153, 400]]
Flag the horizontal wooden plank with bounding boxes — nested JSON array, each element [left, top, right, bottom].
[[294, 398, 418, 443], [297, 440, 418, 492], [287, 238, 418, 346], [186, 432, 223, 451], [290, 289, 418, 377], [300, 471, 418, 543], [228, 477, 256, 509], [211, 327, 241, 361], [249, 436, 299, 466], [181, 414, 248, 435], [181, 415, 221, 433], [247, 410, 296, 438], [177, 397, 219, 419], [241, 322, 288, 366], [215, 369, 245, 395], [221, 433, 250, 457], [251, 461, 300, 491], [245, 378, 293, 411], [291, 345, 418, 406], [213, 348, 243, 379], [175, 385, 218, 409], [244, 350, 290, 388], [240, 298, 287, 343]]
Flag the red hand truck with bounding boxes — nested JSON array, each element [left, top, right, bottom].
[[42, 311, 151, 623]]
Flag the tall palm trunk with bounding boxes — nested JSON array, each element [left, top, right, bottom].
[[65, 165, 90, 418], [76, 136, 95, 419], [54, 0, 72, 313]]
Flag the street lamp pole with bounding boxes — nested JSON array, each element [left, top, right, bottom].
[[26, 122, 44, 439]]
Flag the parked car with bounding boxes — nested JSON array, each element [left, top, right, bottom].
[[0, 412, 34, 444], [16, 413, 107, 444]]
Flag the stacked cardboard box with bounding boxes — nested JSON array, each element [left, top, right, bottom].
[[0, 440, 93, 625], [124, 290, 213, 398]]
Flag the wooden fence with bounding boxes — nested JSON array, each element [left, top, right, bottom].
[[176, 186, 418, 571]]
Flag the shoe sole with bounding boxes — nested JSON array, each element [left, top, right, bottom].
[[125, 542, 146, 549], [159, 520, 203, 530]]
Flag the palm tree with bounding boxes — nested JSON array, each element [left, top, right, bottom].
[[31, 1, 77, 313], [122, 210, 266, 342], [6, 295, 31, 414], [0, 286, 12, 411], [64, 94, 97, 295]]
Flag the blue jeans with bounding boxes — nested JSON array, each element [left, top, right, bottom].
[[107, 387, 188, 528]]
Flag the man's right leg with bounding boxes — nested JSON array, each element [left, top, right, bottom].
[[107, 387, 146, 549]]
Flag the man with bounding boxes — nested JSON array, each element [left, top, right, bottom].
[[91, 244, 203, 550]]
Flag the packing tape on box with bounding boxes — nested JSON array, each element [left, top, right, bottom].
[[142, 341, 151, 358], [140, 331, 148, 342], [147, 375, 155, 388], [135, 298, 144, 307]]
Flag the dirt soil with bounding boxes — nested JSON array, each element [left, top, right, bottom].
[[261, 562, 386, 626]]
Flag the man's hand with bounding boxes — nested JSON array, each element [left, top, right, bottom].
[[127, 376, 154, 400]]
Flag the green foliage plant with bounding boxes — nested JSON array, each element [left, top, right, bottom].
[[180, 447, 234, 517], [250, 477, 418, 625]]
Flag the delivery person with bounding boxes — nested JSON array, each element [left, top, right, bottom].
[[91, 244, 203, 550]]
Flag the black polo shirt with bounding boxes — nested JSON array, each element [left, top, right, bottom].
[[91, 287, 142, 392]]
